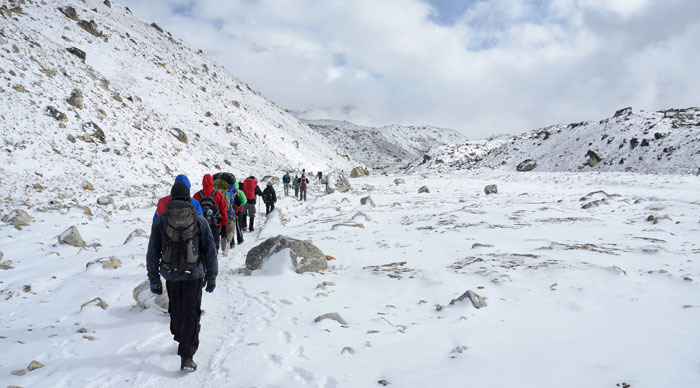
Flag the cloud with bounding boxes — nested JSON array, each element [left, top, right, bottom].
[[119, 0, 700, 138]]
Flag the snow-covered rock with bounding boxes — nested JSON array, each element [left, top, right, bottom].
[[246, 235, 327, 274]]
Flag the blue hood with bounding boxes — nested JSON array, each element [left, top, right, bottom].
[[174, 174, 191, 188]]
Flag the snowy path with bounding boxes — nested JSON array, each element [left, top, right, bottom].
[[1, 171, 700, 387]]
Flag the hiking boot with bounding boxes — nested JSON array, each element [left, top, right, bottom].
[[241, 226, 247, 232], [180, 357, 197, 372]]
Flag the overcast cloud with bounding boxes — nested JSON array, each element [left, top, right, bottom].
[[119, 0, 700, 138]]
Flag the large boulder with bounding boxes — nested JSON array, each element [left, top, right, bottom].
[[350, 167, 369, 178], [484, 185, 498, 195], [516, 159, 537, 172], [246, 235, 327, 274], [360, 196, 375, 207], [325, 172, 351, 194], [585, 150, 601, 167], [261, 175, 280, 186], [2, 209, 33, 227], [133, 280, 168, 310], [58, 226, 85, 247], [418, 185, 430, 194]]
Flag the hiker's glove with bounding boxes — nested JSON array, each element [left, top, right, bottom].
[[205, 279, 216, 293], [150, 281, 163, 295]]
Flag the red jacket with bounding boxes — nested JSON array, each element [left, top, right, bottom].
[[193, 174, 228, 226]]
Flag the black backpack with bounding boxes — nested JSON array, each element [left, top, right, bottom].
[[198, 191, 221, 229], [162, 200, 200, 272]]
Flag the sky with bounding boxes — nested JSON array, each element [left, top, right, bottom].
[[119, 0, 700, 138]]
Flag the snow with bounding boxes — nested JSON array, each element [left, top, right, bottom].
[[2, 171, 699, 387]]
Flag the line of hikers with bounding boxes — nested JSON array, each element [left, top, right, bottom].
[[282, 170, 317, 201], [146, 169, 317, 372]]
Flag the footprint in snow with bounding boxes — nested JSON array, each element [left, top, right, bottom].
[[278, 330, 292, 344]]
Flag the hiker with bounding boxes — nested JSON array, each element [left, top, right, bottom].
[[298, 174, 310, 201], [282, 172, 291, 196], [241, 176, 263, 232], [213, 173, 237, 255], [193, 174, 228, 251], [292, 174, 300, 199], [231, 180, 247, 244], [262, 182, 277, 215], [146, 180, 217, 372], [317, 171, 322, 181], [153, 174, 203, 222]]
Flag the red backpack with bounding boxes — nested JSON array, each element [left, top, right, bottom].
[[242, 178, 257, 200]]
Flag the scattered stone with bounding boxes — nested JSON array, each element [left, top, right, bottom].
[[66, 47, 86, 62], [471, 243, 493, 249], [27, 360, 45, 371], [360, 196, 375, 207], [516, 159, 537, 172], [124, 229, 147, 244], [14, 85, 25, 93], [246, 235, 327, 273], [316, 281, 336, 290], [325, 255, 336, 261], [45, 105, 67, 122], [341, 346, 355, 355], [169, 128, 188, 144], [103, 0, 112, 7], [449, 290, 487, 309], [614, 107, 632, 117], [484, 184, 498, 195], [150, 22, 164, 33], [352, 211, 372, 222], [450, 345, 469, 358], [66, 89, 83, 108], [86, 256, 121, 270], [0, 260, 14, 270], [133, 280, 169, 310], [83, 122, 106, 144], [418, 185, 430, 194], [314, 312, 348, 325], [80, 297, 108, 310], [96, 196, 113, 206], [77, 328, 88, 333], [82, 180, 94, 190], [394, 178, 406, 185], [2, 209, 32, 227], [11, 369, 26, 376], [378, 380, 390, 386], [58, 226, 85, 247], [331, 222, 365, 230], [82, 335, 96, 341]]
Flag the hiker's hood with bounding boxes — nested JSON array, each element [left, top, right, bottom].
[[201, 174, 214, 195], [174, 174, 191, 188]]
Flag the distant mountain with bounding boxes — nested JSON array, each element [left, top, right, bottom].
[[0, 0, 354, 208], [406, 107, 700, 175], [304, 119, 468, 169]]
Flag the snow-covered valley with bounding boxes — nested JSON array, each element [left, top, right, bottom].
[[2, 171, 699, 387]]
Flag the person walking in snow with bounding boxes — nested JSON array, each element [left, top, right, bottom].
[[212, 173, 242, 255], [282, 172, 291, 196], [146, 180, 218, 372], [231, 180, 247, 244], [298, 174, 310, 201], [317, 171, 322, 181], [262, 182, 277, 215], [193, 174, 228, 252], [153, 174, 203, 222], [241, 176, 263, 232], [292, 174, 300, 199]]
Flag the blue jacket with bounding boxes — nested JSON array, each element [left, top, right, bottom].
[[146, 204, 218, 282], [153, 175, 203, 222]]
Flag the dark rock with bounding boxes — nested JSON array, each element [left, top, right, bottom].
[[360, 196, 375, 207], [484, 185, 498, 195], [66, 89, 83, 108], [585, 150, 601, 167], [246, 235, 327, 273], [77, 19, 102, 37], [103, 0, 112, 7], [169, 128, 188, 144], [58, 6, 79, 20], [150, 22, 163, 33], [614, 107, 632, 117], [418, 185, 430, 194], [45, 106, 67, 122], [630, 138, 639, 150], [640, 139, 650, 147], [66, 47, 86, 62], [83, 122, 106, 144], [654, 132, 666, 140], [516, 159, 537, 172]]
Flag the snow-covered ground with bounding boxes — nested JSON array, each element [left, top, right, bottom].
[[2, 171, 699, 387]]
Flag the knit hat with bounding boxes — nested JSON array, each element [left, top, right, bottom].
[[171, 181, 190, 200]]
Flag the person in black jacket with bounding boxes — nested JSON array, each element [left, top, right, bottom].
[[146, 181, 218, 372], [262, 182, 277, 215]]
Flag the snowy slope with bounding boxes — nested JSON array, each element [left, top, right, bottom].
[[304, 119, 467, 169], [408, 108, 700, 175], [0, 0, 354, 211], [1, 172, 699, 387]]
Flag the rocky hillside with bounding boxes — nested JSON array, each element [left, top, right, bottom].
[[304, 119, 467, 170], [407, 107, 700, 175], [0, 0, 354, 211]]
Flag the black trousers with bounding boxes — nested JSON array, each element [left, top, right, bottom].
[[166, 279, 203, 359], [211, 224, 220, 250], [265, 202, 275, 215]]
